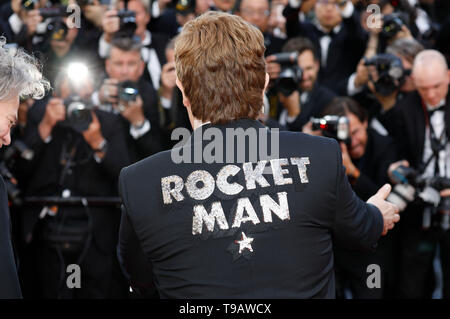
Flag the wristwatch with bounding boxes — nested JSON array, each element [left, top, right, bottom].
[[94, 139, 108, 154]]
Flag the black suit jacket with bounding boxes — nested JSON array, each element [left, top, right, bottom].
[[352, 128, 399, 201], [283, 4, 367, 94], [21, 100, 131, 253], [0, 176, 22, 299], [118, 118, 383, 298], [384, 89, 450, 169]]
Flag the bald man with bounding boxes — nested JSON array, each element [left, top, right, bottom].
[[387, 50, 450, 298]]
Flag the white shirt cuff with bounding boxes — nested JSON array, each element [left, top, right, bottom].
[[94, 153, 103, 163], [161, 96, 171, 109], [99, 34, 111, 58], [341, 1, 354, 19], [347, 73, 364, 96], [43, 135, 52, 144], [152, 1, 161, 18], [130, 119, 151, 139], [286, 115, 299, 124], [289, 0, 302, 8], [9, 14, 23, 35], [92, 91, 101, 106]]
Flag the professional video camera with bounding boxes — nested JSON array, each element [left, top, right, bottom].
[[272, 52, 303, 96], [388, 165, 450, 230], [364, 53, 406, 96], [116, 0, 137, 38], [0, 140, 34, 205], [311, 116, 351, 145]]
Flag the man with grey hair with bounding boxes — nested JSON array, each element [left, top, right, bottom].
[[387, 49, 450, 298], [0, 37, 49, 298]]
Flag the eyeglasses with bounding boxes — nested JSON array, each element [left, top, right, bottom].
[[240, 8, 270, 17]]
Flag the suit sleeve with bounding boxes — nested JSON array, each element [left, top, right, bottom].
[[331, 140, 383, 251], [0, 177, 22, 299], [117, 168, 157, 297]]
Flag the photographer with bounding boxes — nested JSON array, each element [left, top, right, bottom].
[[283, 0, 367, 94], [268, 37, 336, 132], [99, 0, 168, 91], [21, 63, 131, 298], [386, 50, 450, 298], [349, 38, 424, 136], [310, 97, 399, 298], [94, 36, 163, 161]]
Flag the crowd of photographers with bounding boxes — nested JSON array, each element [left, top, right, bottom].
[[0, 0, 449, 299]]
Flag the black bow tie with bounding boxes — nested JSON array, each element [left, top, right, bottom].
[[428, 105, 445, 117], [316, 28, 336, 38]]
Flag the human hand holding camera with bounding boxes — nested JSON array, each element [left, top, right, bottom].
[[102, 9, 120, 43], [38, 98, 66, 140], [354, 59, 369, 89], [302, 121, 322, 136], [387, 160, 410, 184], [99, 78, 119, 104], [265, 55, 281, 81], [120, 96, 146, 127], [340, 143, 359, 180], [82, 112, 106, 158]]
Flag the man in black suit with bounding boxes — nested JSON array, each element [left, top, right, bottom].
[[21, 64, 131, 298], [387, 50, 450, 298], [315, 97, 399, 299], [0, 37, 49, 298], [283, 0, 367, 94], [118, 11, 400, 298], [269, 36, 336, 132], [94, 37, 163, 162]]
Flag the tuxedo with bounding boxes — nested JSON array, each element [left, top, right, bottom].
[[385, 88, 450, 298], [283, 4, 367, 94], [118, 118, 383, 298], [0, 176, 22, 299]]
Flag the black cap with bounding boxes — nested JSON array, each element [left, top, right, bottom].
[[175, 0, 196, 15]]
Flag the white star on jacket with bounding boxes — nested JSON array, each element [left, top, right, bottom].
[[235, 232, 254, 254]]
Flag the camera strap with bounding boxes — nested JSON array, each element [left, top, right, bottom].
[[420, 100, 448, 176]]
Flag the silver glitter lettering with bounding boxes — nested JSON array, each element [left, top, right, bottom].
[[242, 160, 270, 190], [216, 165, 244, 196], [270, 158, 293, 186], [290, 157, 311, 183], [185, 170, 215, 200], [192, 202, 229, 235], [161, 175, 185, 204], [260, 192, 290, 223], [232, 197, 260, 228]]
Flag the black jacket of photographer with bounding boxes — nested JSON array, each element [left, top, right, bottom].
[[284, 84, 336, 132], [282, 3, 367, 95], [19, 98, 131, 253]]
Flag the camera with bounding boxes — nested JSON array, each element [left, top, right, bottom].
[[0, 140, 34, 205], [116, 0, 137, 38], [364, 53, 406, 96], [176, 0, 196, 15], [63, 95, 93, 132], [272, 52, 303, 96], [311, 116, 351, 145], [118, 81, 139, 103], [381, 14, 404, 39], [388, 165, 450, 230]]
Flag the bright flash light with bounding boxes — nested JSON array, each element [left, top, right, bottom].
[[67, 62, 89, 87]]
